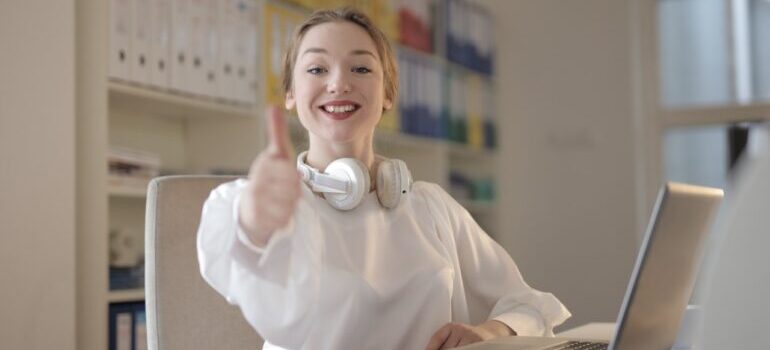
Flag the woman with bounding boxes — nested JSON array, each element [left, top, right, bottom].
[[197, 7, 570, 350]]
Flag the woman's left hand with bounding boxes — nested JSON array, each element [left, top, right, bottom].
[[425, 320, 515, 350]]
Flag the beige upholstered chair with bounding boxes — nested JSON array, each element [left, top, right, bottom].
[[145, 175, 263, 350]]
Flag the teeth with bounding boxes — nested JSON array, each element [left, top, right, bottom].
[[323, 105, 356, 113]]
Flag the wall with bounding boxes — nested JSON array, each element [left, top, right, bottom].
[[481, 0, 640, 330], [0, 1, 76, 349]]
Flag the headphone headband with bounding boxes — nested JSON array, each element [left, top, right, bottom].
[[296, 151, 412, 210], [297, 151, 347, 194]]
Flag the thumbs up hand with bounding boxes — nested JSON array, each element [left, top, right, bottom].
[[265, 104, 295, 160], [238, 106, 302, 247]]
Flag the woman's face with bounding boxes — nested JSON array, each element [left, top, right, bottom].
[[285, 21, 392, 144]]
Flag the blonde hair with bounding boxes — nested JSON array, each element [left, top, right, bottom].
[[282, 7, 398, 108]]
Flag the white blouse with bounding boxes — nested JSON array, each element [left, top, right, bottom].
[[197, 179, 570, 350]]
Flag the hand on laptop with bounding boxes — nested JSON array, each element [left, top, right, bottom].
[[425, 320, 515, 349]]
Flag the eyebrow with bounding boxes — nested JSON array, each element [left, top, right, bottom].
[[301, 47, 377, 59]]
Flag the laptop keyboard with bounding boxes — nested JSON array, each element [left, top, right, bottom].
[[545, 341, 609, 350]]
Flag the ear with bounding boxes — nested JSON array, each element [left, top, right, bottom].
[[285, 89, 296, 110], [383, 96, 393, 111]]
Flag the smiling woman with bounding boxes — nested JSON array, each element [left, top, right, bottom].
[[287, 21, 389, 153], [195, 7, 571, 350]]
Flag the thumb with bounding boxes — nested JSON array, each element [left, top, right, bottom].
[[265, 105, 294, 159]]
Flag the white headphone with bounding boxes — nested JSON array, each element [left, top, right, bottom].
[[296, 151, 413, 211]]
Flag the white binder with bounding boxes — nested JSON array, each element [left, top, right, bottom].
[[237, 0, 258, 105], [149, 0, 171, 89], [115, 312, 133, 350], [131, 0, 153, 85], [429, 63, 441, 137], [245, 2, 258, 106], [171, 0, 191, 94], [217, 0, 239, 102], [187, 0, 208, 96], [415, 60, 425, 135], [202, 0, 220, 99], [109, 0, 132, 81]]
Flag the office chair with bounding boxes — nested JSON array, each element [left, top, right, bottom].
[[145, 175, 263, 350]]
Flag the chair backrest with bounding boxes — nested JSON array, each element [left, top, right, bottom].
[[145, 175, 263, 350]]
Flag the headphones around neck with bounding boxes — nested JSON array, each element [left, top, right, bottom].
[[296, 151, 413, 211]]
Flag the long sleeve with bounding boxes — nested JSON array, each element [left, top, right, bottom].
[[196, 179, 321, 349], [422, 183, 571, 336], [197, 179, 569, 349]]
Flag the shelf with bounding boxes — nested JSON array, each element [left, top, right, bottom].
[[108, 185, 147, 198], [661, 102, 770, 127], [108, 288, 145, 303], [108, 81, 258, 119], [448, 142, 497, 159]]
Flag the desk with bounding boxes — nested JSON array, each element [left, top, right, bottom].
[[557, 322, 696, 350], [557, 322, 615, 341], [459, 322, 698, 349]]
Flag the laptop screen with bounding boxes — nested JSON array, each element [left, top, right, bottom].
[[609, 183, 722, 350]]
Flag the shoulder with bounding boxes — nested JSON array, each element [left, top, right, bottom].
[[410, 181, 466, 215], [412, 181, 448, 200]]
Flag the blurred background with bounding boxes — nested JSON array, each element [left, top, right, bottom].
[[1, 0, 769, 349]]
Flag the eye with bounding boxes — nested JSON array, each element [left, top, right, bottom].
[[352, 66, 372, 74], [307, 67, 327, 75]]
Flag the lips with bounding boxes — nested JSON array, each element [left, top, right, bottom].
[[318, 100, 361, 121]]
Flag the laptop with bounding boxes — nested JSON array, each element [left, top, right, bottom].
[[462, 182, 723, 350]]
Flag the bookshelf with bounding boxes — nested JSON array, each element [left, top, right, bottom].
[[76, 0, 499, 349], [109, 185, 150, 198], [108, 81, 259, 120], [108, 289, 146, 303]]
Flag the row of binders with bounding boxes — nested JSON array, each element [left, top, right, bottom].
[[281, 0, 398, 41], [398, 50, 496, 149], [397, 0, 433, 53], [440, 0, 495, 75], [450, 171, 496, 203], [397, 0, 495, 76], [109, 302, 147, 350], [261, 0, 495, 80], [109, 0, 258, 105]]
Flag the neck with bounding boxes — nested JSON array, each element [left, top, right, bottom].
[[306, 132, 375, 169]]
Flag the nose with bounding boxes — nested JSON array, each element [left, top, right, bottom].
[[326, 70, 351, 94]]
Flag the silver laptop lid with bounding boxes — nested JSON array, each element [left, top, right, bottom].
[[610, 182, 723, 350]]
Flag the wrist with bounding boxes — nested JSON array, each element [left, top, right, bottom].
[[479, 320, 516, 337], [244, 225, 271, 248], [236, 199, 269, 247], [237, 210, 270, 248]]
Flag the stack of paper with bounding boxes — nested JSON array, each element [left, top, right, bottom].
[[108, 146, 161, 192]]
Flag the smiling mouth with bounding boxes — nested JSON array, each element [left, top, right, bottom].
[[319, 103, 361, 120]]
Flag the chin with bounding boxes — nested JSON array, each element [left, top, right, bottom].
[[322, 128, 361, 144]]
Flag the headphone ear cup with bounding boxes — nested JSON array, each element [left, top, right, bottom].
[[377, 159, 412, 209], [324, 158, 369, 211]]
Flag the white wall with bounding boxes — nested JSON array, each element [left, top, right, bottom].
[[0, 1, 76, 349], [481, 0, 640, 330]]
